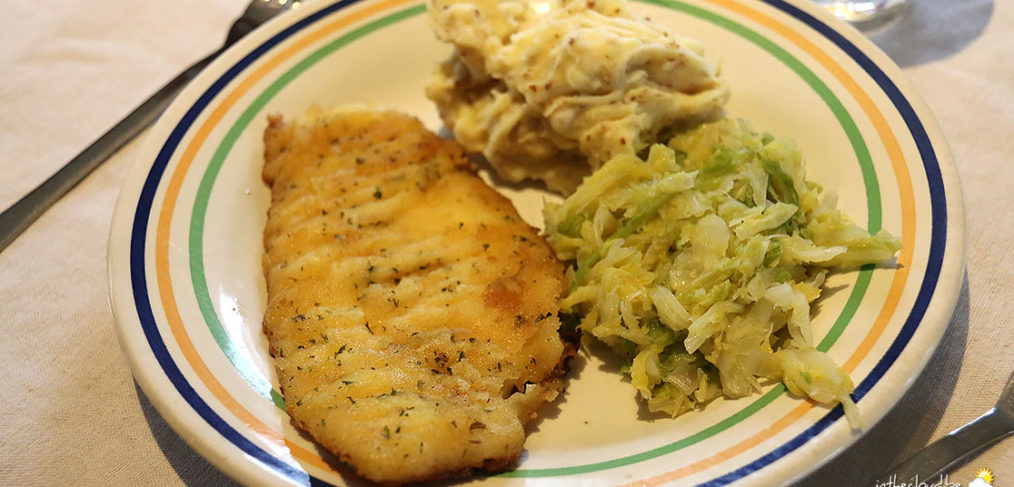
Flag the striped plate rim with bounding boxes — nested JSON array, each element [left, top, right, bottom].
[[108, 0, 962, 485]]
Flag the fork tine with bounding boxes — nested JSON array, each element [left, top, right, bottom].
[[227, 0, 304, 46]]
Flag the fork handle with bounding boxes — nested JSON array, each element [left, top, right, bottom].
[[0, 48, 221, 252], [878, 408, 1014, 484]]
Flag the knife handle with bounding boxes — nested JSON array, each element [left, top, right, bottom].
[[879, 408, 1014, 484]]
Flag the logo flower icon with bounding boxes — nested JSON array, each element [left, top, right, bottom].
[[969, 468, 994, 487]]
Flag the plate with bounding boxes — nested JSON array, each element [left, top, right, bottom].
[[107, 0, 965, 485]]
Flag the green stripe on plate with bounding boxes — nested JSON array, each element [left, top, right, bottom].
[[187, 0, 881, 476], [188, 3, 426, 403]]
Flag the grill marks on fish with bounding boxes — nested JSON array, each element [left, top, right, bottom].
[[261, 109, 572, 484]]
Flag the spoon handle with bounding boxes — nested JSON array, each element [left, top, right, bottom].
[[880, 408, 1014, 484]]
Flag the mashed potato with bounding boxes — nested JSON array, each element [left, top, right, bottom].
[[426, 0, 730, 194]]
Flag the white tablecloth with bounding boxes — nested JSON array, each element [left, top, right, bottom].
[[1, 0, 1010, 485]]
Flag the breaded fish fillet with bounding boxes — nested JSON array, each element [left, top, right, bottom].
[[261, 109, 571, 484]]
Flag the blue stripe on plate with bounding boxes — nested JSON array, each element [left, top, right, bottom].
[[126, 0, 951, 485], [129, 0, 365, 484], [697, 1, 949, 485]]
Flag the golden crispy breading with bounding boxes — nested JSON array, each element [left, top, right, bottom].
[[261, 109, 572, 484]]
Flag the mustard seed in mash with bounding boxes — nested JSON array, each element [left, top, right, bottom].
[[426, 0, 730, 194]]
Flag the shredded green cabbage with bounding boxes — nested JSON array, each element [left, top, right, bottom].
[[543, 118, 901, 427]]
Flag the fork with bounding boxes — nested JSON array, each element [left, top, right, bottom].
[[0, 0, 304, 252], [876, 369, 1014, 484]]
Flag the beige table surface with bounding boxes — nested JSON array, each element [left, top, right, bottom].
[[1, 0, 1011, 485]]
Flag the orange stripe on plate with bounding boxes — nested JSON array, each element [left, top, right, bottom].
[[287, 439, 344, 475], [153, 0, 920, 481], [621, 403, 814, 487], [625, 0, 917, 484], [153, 0, 413, 462]]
